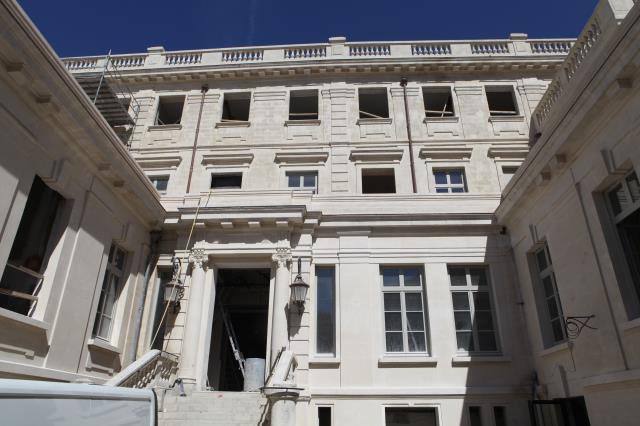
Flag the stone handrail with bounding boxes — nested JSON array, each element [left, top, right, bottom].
[[61, 35, 574, 74], [532, 0, 636, 137], [106, 349, 178, 389]]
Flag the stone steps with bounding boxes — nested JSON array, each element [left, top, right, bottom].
[[158, 391, 269, 426]]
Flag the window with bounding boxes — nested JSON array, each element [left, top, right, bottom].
[[211, 173, 242, 189], [316, 267, 336, 355], [486, 87, 518, 116], [287, 172, 318, 194], [501, 166, 519, 185], [93, 244, 127, 340], [381, 266, 428, 353], [385, 407, 437, 426], [532, 244, 566, 346], [318, 406, 332, 426], [289, 90, 318, 120], [434, 169, 467, 193], [449, 266, 499, 353], [493, 406, 507, 426], [155, 96, 185, 125], [469, 406, 483, 426], [423, 87, 455, 118], [607, 171, 640, 317], [148, 175, 169, 194], [0, 176, 64, 316], [358, 88, 389, 119], [221, 92, 251, 122], [362, 169, 396, 194], [151, 270, 172, 351]]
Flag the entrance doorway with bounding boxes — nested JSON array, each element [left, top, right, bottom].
[[207, 268, 270, 391], [530, 397, 591, 426]]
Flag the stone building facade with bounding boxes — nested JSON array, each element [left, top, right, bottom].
[[0, 0, 639, 425]]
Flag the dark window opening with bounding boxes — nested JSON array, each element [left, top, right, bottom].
[[469, 406, 483, 426], [149, 176, 169, 193], [424, 88, 454, 118], [385, 407, 437, 426], [358, 88, 389, 119], [493, 406, 507, 426], [155, 96, 185, 125], [0, 176, 64, 315], [289, 90, 319, 120], [222, 93, 251, 122], [316, 267, 336, 355], [617, 208, 640, 303], [211, 174, 242, 189], [486, 87, 518, 116], [151, 270, 172, 351], [362, 169, 396, 194], [318, 406, 332, 426]]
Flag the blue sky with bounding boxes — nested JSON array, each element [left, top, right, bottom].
[[18, 0, 598, 57]]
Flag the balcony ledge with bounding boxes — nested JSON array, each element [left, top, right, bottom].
[[357, 117, 393, 125], [215, 121, 250, 128], [147, 124, 182, 131], [285, 119, 321, 126]]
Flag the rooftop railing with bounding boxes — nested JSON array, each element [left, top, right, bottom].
[[532, 0, 636, 138], [61, 35, 574, 74]]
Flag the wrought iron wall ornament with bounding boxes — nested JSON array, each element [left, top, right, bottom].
[[565, 315, 596, 339]]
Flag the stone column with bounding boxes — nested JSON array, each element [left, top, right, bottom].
[[178, 248, 207, 391], [271, 247, 292, 363]]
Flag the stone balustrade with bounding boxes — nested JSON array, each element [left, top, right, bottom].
[[61, 36, 575, 73], [532, 0, 635, 136], [106, 349, 179, 389]]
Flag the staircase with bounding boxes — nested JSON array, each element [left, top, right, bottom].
[[159, 391, 269, 426]]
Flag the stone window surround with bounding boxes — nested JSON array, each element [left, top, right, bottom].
[[447, 264, 502, 356], [378, 265, 430, 356], [482, 83, 524, 117], [146, 172, 170, 195], [356, 85, 392, 122], [308, 262, 341, 367], [381, 404, 442, 426], [425, 160, 470, 194], [527, 241, 567, 349], [421, 84, 460, 118], [148, 91, 187, 129], [600, 169, 640, 321], [217, 90, 253, 125], [282, 167, 321, 195], [286, 88, 322, 123]]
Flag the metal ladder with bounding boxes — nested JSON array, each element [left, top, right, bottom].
[[219, 304, 245, 378]]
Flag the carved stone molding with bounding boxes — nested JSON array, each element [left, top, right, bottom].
[[189, 248, 208, 269], [272, 247, 292, 268]]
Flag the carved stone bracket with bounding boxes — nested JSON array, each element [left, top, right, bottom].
[[272, 247, 292, 268], [189, 248, 208, 269]]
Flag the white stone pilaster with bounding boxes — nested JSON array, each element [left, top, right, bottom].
[[178, 248, 208, 390], [271, 247, 292, 362]]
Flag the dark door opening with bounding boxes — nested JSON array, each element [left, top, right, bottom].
[[207, 268, 270, 391], [530, 397, 591, 426]]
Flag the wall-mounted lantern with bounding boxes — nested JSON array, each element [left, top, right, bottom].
[[290, 257, 309, 308], [164, 255, 184, 313]]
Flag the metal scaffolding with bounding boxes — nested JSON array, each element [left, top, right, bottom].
[[74, 51, 140, 145]]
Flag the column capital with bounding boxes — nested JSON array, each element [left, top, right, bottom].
[[272, 247, 292, 268], [189, 248, 208, 269]]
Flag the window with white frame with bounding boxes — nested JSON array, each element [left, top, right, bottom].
[[607, 170, 640, 317], [148, 175, 169, 194], [287, 171, 318, 194], [92, 244, 127, 340], [315, 266, 336, 355], [0, 176, 64, 316], [448, 265, 499, 353], [532, 243, 566, 346], [434, 169, 467, 193], [381, 266, 428, 353]]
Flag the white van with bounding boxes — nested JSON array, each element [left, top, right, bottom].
[[0, 379, 156, 426]]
